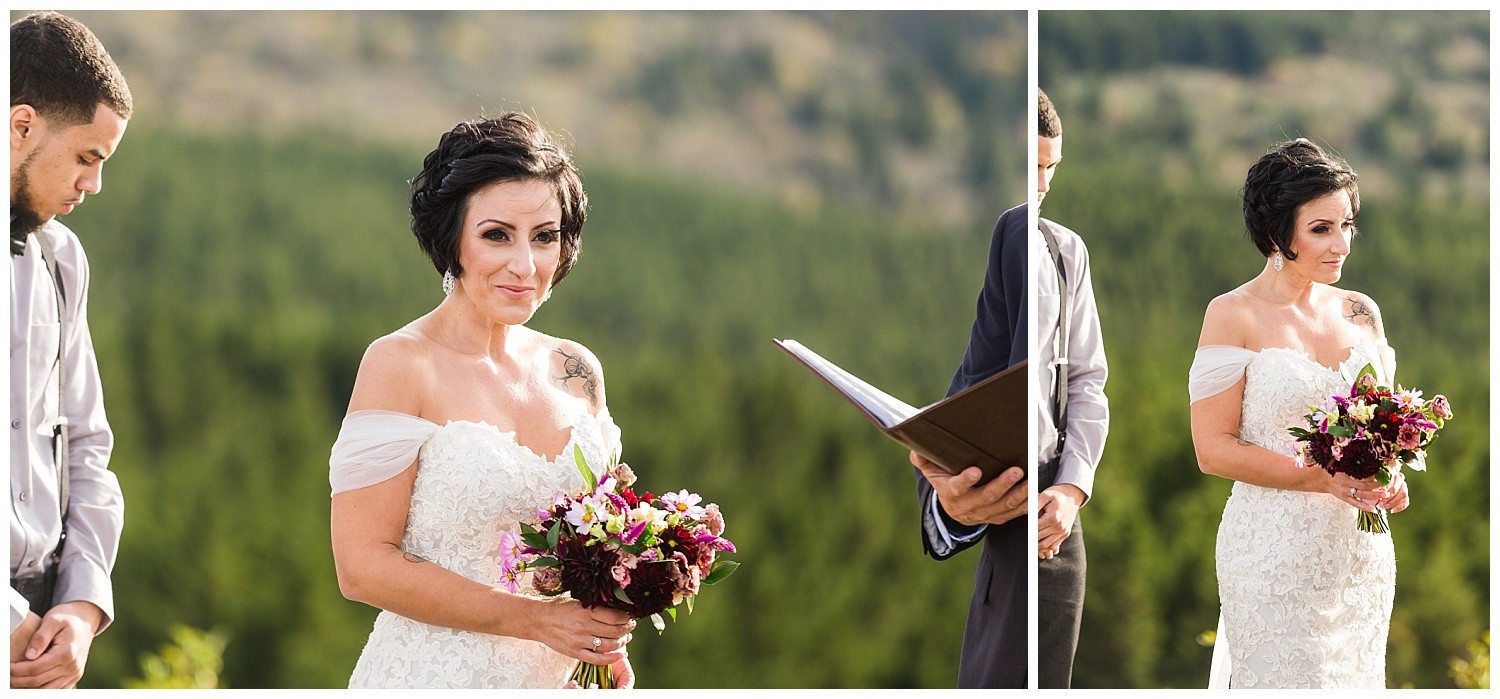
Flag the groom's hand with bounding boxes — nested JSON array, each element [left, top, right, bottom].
[[1037, 484, 1085, 559], [912, 452, 1027, 527], [10, 601, 104, 688]]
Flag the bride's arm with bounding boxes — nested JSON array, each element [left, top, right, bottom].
[[1188, 295, 1380, 507], [330, 335, 632, 664], [1191, 381, 1329, 493]]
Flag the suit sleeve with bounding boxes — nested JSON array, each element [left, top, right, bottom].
[[917, 206, 1027, 560]]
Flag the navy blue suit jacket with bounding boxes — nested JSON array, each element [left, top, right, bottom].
[[915, 203, 1028, 688]]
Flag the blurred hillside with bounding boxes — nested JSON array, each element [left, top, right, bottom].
[[1040, 10, 1489, 690], [39, 10, 1026, 227], [1040, 11, 1488, 204]]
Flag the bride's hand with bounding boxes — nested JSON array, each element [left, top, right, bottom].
[[533, 596, 634, 666], [1376, 469, 1409, 513], [610, 655, 635, 689], [1327, 472, 1385, 513]]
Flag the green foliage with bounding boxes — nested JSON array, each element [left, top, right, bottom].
[[121, 625, 229, 689], [65, 124, 994, 688], [1449, 631, 1490, 689]]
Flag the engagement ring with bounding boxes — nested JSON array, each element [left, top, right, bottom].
[[592, 636, 602, 651], [1350, 487, 1356, 498]]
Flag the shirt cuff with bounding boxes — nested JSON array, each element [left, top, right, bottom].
[[53, 559, 115, 633], [925, 491, 987, 556], [10, 588, 30, 632], [1054, 455, 1096, 504]]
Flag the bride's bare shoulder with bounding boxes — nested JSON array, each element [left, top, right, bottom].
[[1198, 288, 1256, 348], [348, 326, 439, 415]]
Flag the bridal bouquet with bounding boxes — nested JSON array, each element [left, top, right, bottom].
[[1289, 362, 1452, 533], [498, 445, 739, 689]]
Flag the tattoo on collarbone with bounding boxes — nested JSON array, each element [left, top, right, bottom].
[[554, 349, 598, 403], [1344, 297, 1375, 327], [403, 552, 427, 564]]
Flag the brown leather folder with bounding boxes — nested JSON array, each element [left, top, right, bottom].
[[774, 339, 1028, 483]]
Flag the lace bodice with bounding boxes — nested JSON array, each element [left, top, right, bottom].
[[1207, 337, 1395, 688], [1237, 339, 1386, 457], [345, 406, 620, 688]]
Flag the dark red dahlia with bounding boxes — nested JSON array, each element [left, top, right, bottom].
[[1306, 432, 1337, 469], [1335, 439, 1382, 480], [620, 560, 687, 617], [557, 537, 621, 609]]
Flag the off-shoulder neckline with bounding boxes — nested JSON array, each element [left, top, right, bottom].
[[1196, 336, 1387, 375]]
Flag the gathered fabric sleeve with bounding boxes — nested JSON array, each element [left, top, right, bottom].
[[594, 406, 623, 461], [1188, 345, 1258, 404], [329, 410, 440, 496]]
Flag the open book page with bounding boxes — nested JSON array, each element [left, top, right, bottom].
[[774, 339, 918, 428]]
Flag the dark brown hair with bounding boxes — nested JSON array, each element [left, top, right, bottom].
[[1241, 138, 1360, 260], [11, 11, 132, 127], [1038, 88, 1061, 139], [409, 112, 588, 286]]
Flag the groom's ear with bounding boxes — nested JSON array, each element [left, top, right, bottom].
[[10, 104, 40, 154]]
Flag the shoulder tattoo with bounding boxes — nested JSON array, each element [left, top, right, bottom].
[[1343, 296, 1378, 330], [554, 349, 598, 404]]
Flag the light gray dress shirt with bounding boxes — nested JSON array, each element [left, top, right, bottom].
[[1036, 218, 1108, 498], [10, 220, 122, 632]]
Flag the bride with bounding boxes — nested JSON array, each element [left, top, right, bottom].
[[1189, 139, 1410, 688], [328, 113, 635, 688]]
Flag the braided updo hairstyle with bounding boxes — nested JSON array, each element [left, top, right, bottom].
[[1241, 138, 1359, 261], [409, 112, 587, 286]]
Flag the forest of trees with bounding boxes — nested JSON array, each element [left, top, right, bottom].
[[11, 9, 1487, 689]]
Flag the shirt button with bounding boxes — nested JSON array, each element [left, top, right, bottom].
[[10, 420, 19, 429]]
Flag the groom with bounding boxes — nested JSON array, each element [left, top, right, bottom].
[[1034, 87, 1108, 689], [10, 11, 131, 689]]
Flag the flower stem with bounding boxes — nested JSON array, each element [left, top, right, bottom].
[[569, 661, 616, 689]]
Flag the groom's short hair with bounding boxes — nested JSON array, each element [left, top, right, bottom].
[[11, 11, 133, 128], [1241, 138, 1360, 261], [1039, 88, 1061, 139]]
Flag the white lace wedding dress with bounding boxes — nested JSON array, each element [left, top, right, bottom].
[[1192, 337, 1395, 688], [330, 405, 620, 688]]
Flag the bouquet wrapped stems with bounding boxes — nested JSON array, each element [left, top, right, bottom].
[[569, 660, 615, 689], [1358, 507, 1390, 534]]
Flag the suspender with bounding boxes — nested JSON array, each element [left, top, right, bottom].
[[1038, 219, 1070, 463], [33, 232, 71, 567]]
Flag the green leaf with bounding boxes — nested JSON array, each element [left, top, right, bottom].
[[521, 531, 548, 550], [1355, 362, 1378, 384], [546, 523, 561, 550], [649, 613, 666, 634], [685, 594, 695, 615], [530, 556, 558, 568], [1375, 466, 1391, 487], [1327, 425, 1353, 438], [613, 587, 634, 605], [1289, 427, 1311, 438], [574, 444, 597, 492], [704, 560, 740, 585], [665, 606, 678, 622]]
